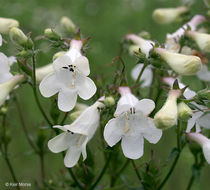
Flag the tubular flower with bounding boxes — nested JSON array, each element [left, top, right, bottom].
[[131, 64, 153, 87], [197, 65, 210, 82], [162, 77, 196, 99], [167, 15, 206, 41], [152, 6, 188, 24], [186, 31, 210, 53], [48, 100, 104, 168], [125, 34, 154, 58], [0, 34, 2, 46], [154, 48, 202, 75], [104, 87, 162, 159], [0, 17, 19, 34], [187, 133, 210, 164], [39, 39, 96, 112], [0, 75, 24, 106], [154, 89, 181, 130], [0, 52, 17, 83], [36, 64, 54, 82]]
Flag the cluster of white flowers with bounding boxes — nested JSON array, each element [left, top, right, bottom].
[[0, 5, 210, 171]]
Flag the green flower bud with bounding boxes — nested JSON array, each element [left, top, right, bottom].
[[198, 89, 210, 100], [60, 16, 76, 33], [9, 27, 32, 48], [44, 28, 60, 41], [104, 96, 115, 106], [178, 102, 192, 120]]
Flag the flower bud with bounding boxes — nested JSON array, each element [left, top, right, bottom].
[[125, 34, 154, 57], [0, 106, 7, 114], [154, 48, 202, 75], [186, 31, 210, 53], [104, 96, 115, 106], [0, 17, 19, 34], [69, 110, 83, 121], [60, 16, 76, 33], [52, 51, 66, 61], [0, 75, 24, 106], [128, 45, 140, 56], [69, 103, 88, 121], [154, 90, 181, 129], [9, 27, 32, 48], [44, 28, 60, 41], [36, 64, 54, 82], [197, 89, 210, 100], [187, 133, 210, 164], [152, 6, 188, 24], [177, 102, 192, 120]]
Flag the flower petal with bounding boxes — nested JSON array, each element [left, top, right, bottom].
[[74, 56, 90, 76], [0, 73, 13, 84], [0, 52, 10, 73], [142, 118, 162, 143], [197, 65, 210, 82], [104, 118, 124, 147], [53, 55, 73, 71], [186, 111, 203, 132], [114, 104, 131, 117], [0, 34, 2, 46], [39, 73, 59, 97], [58, 89, 77, 112], [197, 113, 210, 129], [64, 147, 81, 168], [75, 74, 96, 100], [121, 135, 144, 159], [131, 64, 153, 87], [48, 133, 70, 153], [202, 142, 210, 164], [135, 99, 155, 116]]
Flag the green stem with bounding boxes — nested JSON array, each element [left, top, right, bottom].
[[131, 160, 142, 182], [158, 153, 180, 190], [59, 112, 69, 125], [31, 49, 53, 127], [158, 121, 183, 190], [89, 152, 112, 190], [40, 150, 45, 182], [133, 63, 148, 88], [15, 97, 38, 152], [1, 115, 20, 190], [186, 175, 194, 190], [111, 159, 130, 186], [61, 152, 84, 189]]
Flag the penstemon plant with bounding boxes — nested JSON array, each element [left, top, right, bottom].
[[0, 1, 210, 190]]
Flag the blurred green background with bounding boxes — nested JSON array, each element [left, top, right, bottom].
[[0, 0, 209, 189]]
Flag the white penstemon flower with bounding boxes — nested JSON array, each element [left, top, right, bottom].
[[0, 52, 17, 84], [187, 133, 210, 164], [104, 87, 162, 159], [48, 100, 104, 168], [154, 47, 202, 75], [39, 39, 97, 112], [154, 89, 181, 130]]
